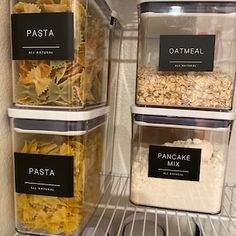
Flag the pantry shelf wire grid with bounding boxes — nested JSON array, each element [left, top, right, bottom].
[[14, 175, 236, 236], [87, 175, 236, 236]]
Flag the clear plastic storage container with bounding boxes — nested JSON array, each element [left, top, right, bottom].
[[11, 0, 111, 110], [8, 107, 109, 235], [105, 11, 123, 178], [130, 106, 234, 213], [136, 0, 236, 110]]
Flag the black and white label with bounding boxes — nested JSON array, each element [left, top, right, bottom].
[[159, 35, 215, 72], [11, 13, 74, 60], [14, 152, 74, 197], [148, 145, 201, 181]]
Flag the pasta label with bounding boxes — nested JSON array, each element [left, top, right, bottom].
[[14, 152, 74, 197], [11, 13, 74, 60]]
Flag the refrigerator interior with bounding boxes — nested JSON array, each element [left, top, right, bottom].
[[8, 0, 236, 235], [87, 0, 236, 235]]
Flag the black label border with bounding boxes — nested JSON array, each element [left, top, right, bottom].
[[14, 152, 74, 197], [148, 145, 202, 182], [159, 35, 216, 72], [11, 12, 74, 60]]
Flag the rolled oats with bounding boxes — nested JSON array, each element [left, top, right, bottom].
[[136, 66, 234, 110]]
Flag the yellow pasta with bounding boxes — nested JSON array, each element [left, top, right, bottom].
[[36, 0, 54, 4], [39, 63, 51, 78], [16, 128, 103, 235], [61, 0, 72, 6], [13, 0, 105, 107], [43, 3, 69, 12], [14, 2, 41, 13]]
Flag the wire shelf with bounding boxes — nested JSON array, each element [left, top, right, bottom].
[[15, 175, 236, 236], [85, 175, 236, 236]]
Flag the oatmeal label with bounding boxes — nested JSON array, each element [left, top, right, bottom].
[[14, 153, 74, 197], [148, 145, 201, 181], [159, 35, 215, 72], [11, 13, 74, 60]]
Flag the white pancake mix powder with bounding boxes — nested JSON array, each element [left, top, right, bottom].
[[131, 139, 226, 213]]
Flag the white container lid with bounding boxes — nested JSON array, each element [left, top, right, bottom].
[[111, 10, 118, 18], [131, 105, 235, 121], [138, 0, 236, 4], [10, 107, 109, 135], [8, 107, 109, 121]]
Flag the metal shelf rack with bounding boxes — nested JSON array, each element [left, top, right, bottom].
[[87, 175, 236, 236], [15, 175, 236, 236]]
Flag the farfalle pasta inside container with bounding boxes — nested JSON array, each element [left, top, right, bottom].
[[11, 0, 111, 109], [8, 107, 109, 235]]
